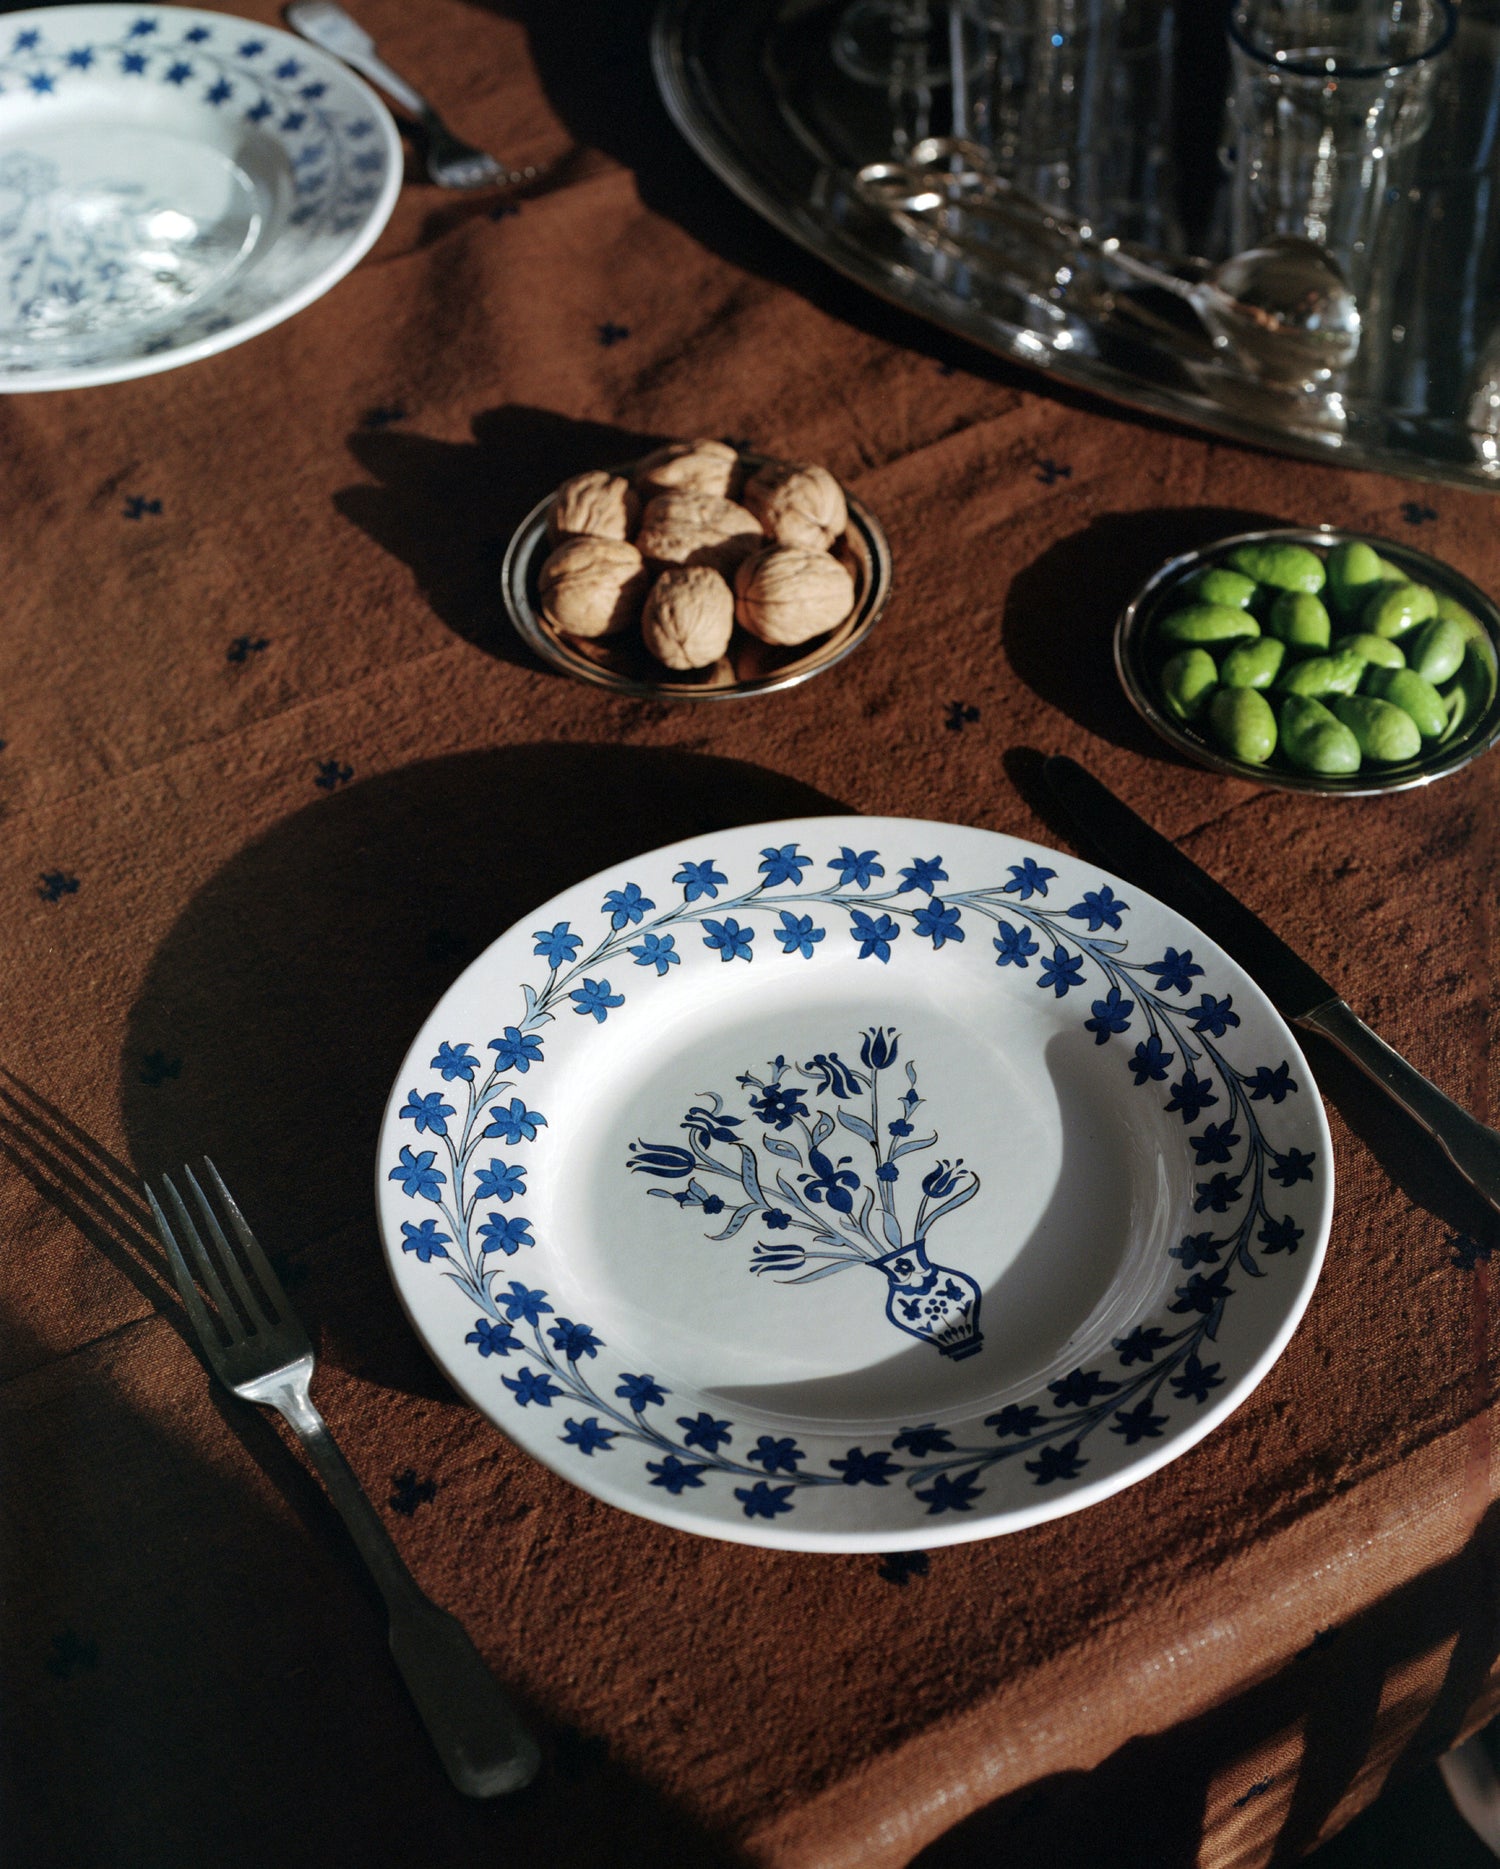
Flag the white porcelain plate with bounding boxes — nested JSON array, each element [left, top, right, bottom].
[[376, 819, 1333, 1552], [0, 4, 401, 390]]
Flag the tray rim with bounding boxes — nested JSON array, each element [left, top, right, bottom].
[[650, 0, 1500, 498]]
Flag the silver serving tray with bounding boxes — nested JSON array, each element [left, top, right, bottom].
[[652, 0, 1500, 495]]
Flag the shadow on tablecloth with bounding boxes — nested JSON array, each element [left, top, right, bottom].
[[909, 1497, 1500, 1868], [336, 407, 672, 668], [1000, 504, 1286, 754], [119, 744, 849, 1402], [457, 0, 1228, 434], [23, 743, 852, 1869]]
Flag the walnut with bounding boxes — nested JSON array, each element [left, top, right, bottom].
[[734, 545, 855, 646], [641, 566, 734, 670], [634, 492, 763, 574], [538, 537, 649, 638], [741, 462, 848, 552], [633, 438, 740, 500], [546, 469, 638, 544]]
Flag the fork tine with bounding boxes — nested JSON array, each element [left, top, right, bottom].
[[147, 1181, 229, 1359], [199, 1156, 290, 1323], [182, 1162, 269, 1332], [161, 1170, 244, 1339]]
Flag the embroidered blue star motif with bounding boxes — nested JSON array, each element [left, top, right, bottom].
[[139, 1050, 181, 1087], [387, 1468, 437, 1514], [26, 72, 54, 93], [120, 50, 147, 73], [13, 29, 40, 50], [128, 18, 159, 37], [877, 1551, 930, 1585], [65, 47, 93, 68]]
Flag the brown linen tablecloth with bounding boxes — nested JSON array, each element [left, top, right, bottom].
[[4, 4, 1499, 1865]]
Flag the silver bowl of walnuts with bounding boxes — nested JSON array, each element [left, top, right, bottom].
[[501, 440, 892, 699]]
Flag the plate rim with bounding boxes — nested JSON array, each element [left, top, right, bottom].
[[0, 1, 403, 391], [374, 813, 1335, 1552]]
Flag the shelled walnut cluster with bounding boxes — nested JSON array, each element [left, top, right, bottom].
[[537, 441, 857, 670]]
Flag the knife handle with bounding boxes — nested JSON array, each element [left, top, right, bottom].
[[1299, 1001, 1500, 1226]]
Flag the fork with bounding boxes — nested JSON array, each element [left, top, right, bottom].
[[147, 1158, 540, 1797], [284, 0, 536, 191]]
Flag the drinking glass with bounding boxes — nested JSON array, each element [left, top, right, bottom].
[[1224, 0, 1456, 304], [965, 0, 1107, 220]]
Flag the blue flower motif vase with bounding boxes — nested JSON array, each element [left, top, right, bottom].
[[871, 1239, 984, 1360]]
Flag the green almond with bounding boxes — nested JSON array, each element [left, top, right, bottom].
[[1330, 694, 1422, 763], [1278, 693, 1362, 775], [1158, 602, 1261, 646], [1207, 686, 1277, 763], [1226, 542, 1326, 593]]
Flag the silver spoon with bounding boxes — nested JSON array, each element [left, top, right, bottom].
[[856, 138, 1361, 389]]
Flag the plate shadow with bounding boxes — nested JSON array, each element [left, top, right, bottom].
[[1001, 505, 1290, 752], [119, 745, 850, 1404]]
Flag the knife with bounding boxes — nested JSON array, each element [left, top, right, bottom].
[[1043, 755, 1500, 1227]]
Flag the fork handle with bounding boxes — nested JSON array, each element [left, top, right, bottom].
[[277, 1386, 541, 1796], [332, 43, 427, 118], [285, 2, 429, 117]]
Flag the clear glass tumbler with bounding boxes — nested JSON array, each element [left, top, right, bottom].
[[1224, 0, 1456, 304]]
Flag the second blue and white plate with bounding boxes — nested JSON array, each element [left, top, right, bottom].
[[0, 4, 401, 389], [376, 818, 1333, 1552]]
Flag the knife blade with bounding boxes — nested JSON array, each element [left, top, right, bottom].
[[1042, 755, 1500, 1227]]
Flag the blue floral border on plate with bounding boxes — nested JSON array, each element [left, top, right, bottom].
[[0, 10, 392, 367], [383, 840, 1320, 1528]]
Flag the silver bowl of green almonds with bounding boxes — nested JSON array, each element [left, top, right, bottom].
[[1116, 527, 1500, 795]]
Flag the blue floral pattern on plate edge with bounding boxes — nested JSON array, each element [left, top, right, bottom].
[[0, 9, 394, 368], [382, 837, 1323, 1530]]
